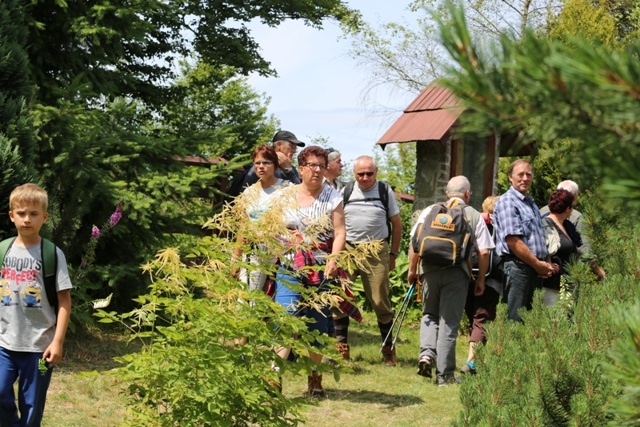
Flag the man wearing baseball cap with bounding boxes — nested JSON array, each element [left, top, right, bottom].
[[231, 130, 305, 195]]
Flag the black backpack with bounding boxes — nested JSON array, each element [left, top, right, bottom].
[[412, 199, 472, 265], [0, 237, 58, 316], [343, 181, 391, 241]]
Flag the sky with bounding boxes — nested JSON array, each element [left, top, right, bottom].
[[246, 0, 418, 165]]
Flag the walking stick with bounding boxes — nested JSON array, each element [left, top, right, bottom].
[[380, 280, 417, 352]]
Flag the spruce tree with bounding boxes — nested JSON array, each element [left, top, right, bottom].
[[0, 0, 37, 236]]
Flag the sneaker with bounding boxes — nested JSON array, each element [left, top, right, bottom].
[[437, 375, 461, 387], [336, 342, 350, 361], [381, 345, 397, 367], [417, 355, 433, 378], [307, 371, 325, 398], [460, 362, 476, 375]]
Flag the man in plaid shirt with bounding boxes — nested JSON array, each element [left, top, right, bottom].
[[493, 159, 558, 322]]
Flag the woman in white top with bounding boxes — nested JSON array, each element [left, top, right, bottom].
[[233, 145, 288, 292], [273, 146, 345, 397]]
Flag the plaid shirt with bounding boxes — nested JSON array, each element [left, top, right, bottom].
[[494, 186, 547, 259]]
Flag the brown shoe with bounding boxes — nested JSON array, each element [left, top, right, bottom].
[[381, 345, 397, 367], [336, 342, 350, 360], [307, 371, 325, 398]]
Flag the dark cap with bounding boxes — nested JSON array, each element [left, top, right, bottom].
[[272, 130, 305, 147]]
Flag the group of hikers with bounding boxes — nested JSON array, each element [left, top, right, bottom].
[[0, 130, 608, 425], [228, 130, 605, 397]]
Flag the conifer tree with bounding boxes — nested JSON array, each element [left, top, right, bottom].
[[0, 0, 37, 235], [436, 4, 640, 425]]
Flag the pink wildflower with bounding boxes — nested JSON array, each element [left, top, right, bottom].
[[109, 202, 123, 228], [91, 225, 100, 238]]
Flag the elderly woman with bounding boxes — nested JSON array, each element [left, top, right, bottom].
[[542, 189, 580, 306], [462, 195, 502, 376], [233, 145, 289, 293], [273, 145, 345, 397]]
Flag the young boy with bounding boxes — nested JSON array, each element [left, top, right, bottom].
[[0, 183, 72, 426]]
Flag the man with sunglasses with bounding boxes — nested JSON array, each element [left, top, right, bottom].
[[332, 155, 402, 366], [229, 130, 305, 197]]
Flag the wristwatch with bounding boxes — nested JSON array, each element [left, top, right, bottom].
[[283, 167, 293, 173], [389, 251, 398, 257]]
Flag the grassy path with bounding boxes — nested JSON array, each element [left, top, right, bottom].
[[43, 311, 466, 426]]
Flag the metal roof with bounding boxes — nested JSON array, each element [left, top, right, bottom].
[[376, 84, 464, 146]]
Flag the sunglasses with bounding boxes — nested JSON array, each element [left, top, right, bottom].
[[356, 172, 375, 177]]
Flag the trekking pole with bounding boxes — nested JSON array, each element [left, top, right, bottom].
[[380, 280, 417, 352]]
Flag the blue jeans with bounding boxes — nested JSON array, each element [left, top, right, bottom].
[[503, 259, 543, 322], [0, 347, 53, 427], [274, 269, 331, 340]]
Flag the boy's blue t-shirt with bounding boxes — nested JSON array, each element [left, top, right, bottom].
[[0, 243, 72, 352]]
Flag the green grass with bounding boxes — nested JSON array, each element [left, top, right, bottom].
[[288, 310, 465, 427], [42, 310, 467, 426]]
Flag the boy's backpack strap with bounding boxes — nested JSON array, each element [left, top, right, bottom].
[[41, 239, 59, 317], [0, 237, 16, 264]]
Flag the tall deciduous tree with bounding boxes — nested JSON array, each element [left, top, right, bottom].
[[25, 0, 354, 107]]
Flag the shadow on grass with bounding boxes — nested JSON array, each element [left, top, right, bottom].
[[348, 328, 381, 345], [323, 387, 425, 407], [62, 326, 141, 372]]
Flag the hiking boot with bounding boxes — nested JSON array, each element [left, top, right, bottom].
[[417, 354, 433, 378], [307, 371, 325, 398], [336, 343, 350, 361], [460, 362, 477, 376], [437, 375, 461, 387], [381, 345, 397, 367]]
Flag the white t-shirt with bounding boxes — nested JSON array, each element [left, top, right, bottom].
[[0, 242, 72, 352]]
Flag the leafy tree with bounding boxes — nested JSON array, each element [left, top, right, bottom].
[[341, 0, 563, 108], [547, 0, 618, 46], [374, 142, 416, 195], [25, 0, 355, 107]]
